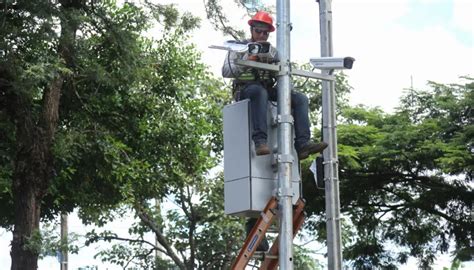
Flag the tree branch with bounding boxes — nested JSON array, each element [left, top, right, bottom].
[[88, 234, 162, 252], [202, 0, 245, 40], [134, 202, 186, 270], [382, 187, 470, 227]]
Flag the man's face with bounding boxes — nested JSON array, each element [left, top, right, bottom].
[[251, 26, 270, 42]]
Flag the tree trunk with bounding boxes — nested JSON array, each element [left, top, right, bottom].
[[10, 1, 79, 268], [10, 78, 63, 270], [10, 174, 44, 270]]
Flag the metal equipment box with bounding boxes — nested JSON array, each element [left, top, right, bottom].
[[223, 99, 301, 217]]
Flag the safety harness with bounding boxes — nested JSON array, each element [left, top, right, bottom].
[[232, 67, 277, 101]]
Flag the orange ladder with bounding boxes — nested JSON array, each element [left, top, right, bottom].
[[231, 197, 306, 270]]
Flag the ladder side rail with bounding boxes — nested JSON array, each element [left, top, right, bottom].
[[231, 197, 279, 270], [260, 199, 306, 270], [264, 214, 305, 270]]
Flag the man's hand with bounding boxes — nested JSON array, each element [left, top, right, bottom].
[[247, 54, 258, 61]]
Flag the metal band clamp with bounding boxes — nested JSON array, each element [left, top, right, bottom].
[[277, 114, 294, 124], [323, 159, 338, 165], [277, 154, 294, 163], [277, 187, 294, 197], [324, 177, 339, 182]]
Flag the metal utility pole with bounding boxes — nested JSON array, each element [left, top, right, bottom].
[[60, 213, 68, 270], [155, 198, 164, 261], [221, 2, 341, 269], [318, 0, 343, 269], [276, 0, 294, 269]]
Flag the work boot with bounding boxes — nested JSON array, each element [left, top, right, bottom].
[[297, 141, 328, 160], [255, 143, 271, 156]]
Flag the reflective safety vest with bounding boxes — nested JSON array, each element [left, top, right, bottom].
[[236, 69, 256, 81], [236, 68, 276, 86]]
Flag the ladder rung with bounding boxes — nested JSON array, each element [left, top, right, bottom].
[[252, 251, 278, 260], [231, 197, 279, 270], [259, 198, 306, 270], [232, 197, 306, 270], [266, 227, 279, 234]]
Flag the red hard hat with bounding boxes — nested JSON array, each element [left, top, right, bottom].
[[248, 11, 275, 32]]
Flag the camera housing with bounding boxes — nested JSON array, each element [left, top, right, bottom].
[[248, 42, 277, 63], [248, 42, 271, 54], [310, 57, 355, 70]]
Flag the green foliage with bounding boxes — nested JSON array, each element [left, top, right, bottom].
[[190, 176, 245, 268], [293, 64, 353, 129], [39, 221, 79, 259], [23, 229, 43, 255], [12, 222, 79, 259], [1, 0, 233, 268], [294, 244, 324, 270], [3, 0, 472, 268], [84, 174, 244, 269], [0, 0, 205, 224], [302, 77, 473, 268], [55, 1, 219, 221], [203, 0, 247, 40], [203, 0, 277, 40], [10, 1, 238, 267]]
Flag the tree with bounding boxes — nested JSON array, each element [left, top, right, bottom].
[[77, 32, 241, 268], [0, 0, 203, 269], [86, 173, 324, 269], [184, 1, 474, 266], [301, 77, 473, 268], [1, 1, 83, 268], [202, 1, 472, 266], [86, 175, 245, 270]]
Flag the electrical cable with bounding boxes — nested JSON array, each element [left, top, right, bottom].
[[222, 45, 245, 91], [227, 49, 239, 79], [294, 66, 317, 90]]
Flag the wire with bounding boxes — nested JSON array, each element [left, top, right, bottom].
[[227, 50, 239, 79], [294, 67, 317, 89]]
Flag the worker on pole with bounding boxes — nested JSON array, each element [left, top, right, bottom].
[[222, 10, 328, 255], [222, 11, 328, 160]]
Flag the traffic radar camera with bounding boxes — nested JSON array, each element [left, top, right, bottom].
[[310, 57, 355, 70]]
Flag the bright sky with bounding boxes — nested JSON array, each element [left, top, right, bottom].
[[193, 0, 473, 112], [1, 0, 473, 269]]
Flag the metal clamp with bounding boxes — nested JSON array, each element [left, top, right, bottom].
[[271, 154, 279, 172], [322, 159, 339, 165], [277, 154, 294, 163], [325, 216, 341, 222], [278, 61, 291, 76], [277, 114, 294, 124], [277, 187, 294, 197], [271, 115, 278, 127]]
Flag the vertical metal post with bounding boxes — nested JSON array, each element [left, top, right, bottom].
[[276, 0, 294, 269], [155, 198, 164, 261], [60, 213, 68, 270], [318, 0, 343, 269]]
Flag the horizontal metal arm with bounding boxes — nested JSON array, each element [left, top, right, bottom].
[[235, 59, 334, 81], [235, 59, 280, 72], [292, 69, 334, 81]]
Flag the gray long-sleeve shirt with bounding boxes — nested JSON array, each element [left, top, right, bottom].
[[222, 40, 252, 78], [222, 40, 279, 79]]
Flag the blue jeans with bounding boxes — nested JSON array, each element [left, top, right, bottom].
[[239, 83, 311, 151]]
